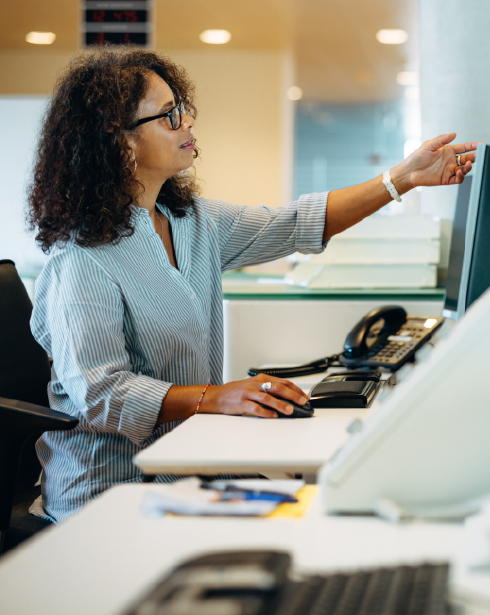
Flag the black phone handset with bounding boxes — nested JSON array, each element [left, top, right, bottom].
[[248, 304, 445, 378], [343, 305, 407, 359], [247, 355, 340, 379]]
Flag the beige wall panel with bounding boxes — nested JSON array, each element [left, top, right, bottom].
[[0, 48, 294, 209], [167, 49, 294, 208], [0, 50, 73, 95]]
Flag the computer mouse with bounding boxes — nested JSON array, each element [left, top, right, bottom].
[[259, 399, 314, 418]]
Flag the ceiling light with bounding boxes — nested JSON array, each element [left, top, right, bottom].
[[287, 86, 303, 101], [397, 71, 419, 86], [26, 31, 56, 45], [376, 29, 408, 45], [404, 86, 420, 101], [199, 30, 231, 45]]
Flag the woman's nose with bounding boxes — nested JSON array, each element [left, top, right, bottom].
[[181, 113, 194, 130]]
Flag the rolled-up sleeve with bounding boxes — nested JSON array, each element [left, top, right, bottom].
[[37, 248, 170, 446], [202, 192, 330, 272]]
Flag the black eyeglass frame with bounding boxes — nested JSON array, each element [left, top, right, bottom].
[[128, 102, 185, 131]]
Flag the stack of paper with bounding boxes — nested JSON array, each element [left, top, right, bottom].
[[286, 214, 441, 289]]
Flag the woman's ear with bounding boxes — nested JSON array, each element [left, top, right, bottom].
[[124, 134, 136, 156], [122, 134, 137, 170]]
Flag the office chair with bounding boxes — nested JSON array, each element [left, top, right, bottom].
[[0, 259, 78, 555]]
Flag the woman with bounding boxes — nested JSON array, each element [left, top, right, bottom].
[[28, 47, 476, 522]]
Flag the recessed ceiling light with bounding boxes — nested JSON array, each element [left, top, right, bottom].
[[26, 31, 56, 45], [287, 86, 303, 101], [376, 29, 408, 45], [397, 71, 419, 86], [404, 86, 420, 101], [199, 30, 231, 45]]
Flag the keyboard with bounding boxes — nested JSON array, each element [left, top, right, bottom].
[[123, 550, 449, 615], [278, 564, 449, 615]]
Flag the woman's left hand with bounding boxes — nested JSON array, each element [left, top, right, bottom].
[[400, 133, 478, 190]]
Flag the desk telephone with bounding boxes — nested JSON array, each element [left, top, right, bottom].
[[248, 305, 444, 379]]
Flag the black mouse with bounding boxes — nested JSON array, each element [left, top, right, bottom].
[[259, 399, 314, 418]]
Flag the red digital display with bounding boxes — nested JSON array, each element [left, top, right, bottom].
[[86, 10, 147, 23], [83, 0, 150, 48], [85, 32, 148, 45]]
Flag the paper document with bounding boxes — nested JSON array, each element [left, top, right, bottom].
[[140, 478, 305, 518]]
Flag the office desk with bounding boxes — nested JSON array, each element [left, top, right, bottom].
[[133, 406, 369, 477], [1, 484, 489, 615], [134, 371, 371, 477]]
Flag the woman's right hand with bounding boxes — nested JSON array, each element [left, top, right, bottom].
[[200, 373, 309, 418]]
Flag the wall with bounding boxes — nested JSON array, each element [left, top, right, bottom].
[[419, 0, 490, 282], [0, 50, 73, 95], [0, 48, 295, 277], [168, 49, 294, 208], [0, 96, 49, 273]]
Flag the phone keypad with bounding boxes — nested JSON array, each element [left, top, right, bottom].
[[368, 327, 425, 365], [340, 316, 444, 371]]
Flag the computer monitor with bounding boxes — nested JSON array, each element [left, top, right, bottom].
[[442, 176, 472, 319], [442, 143, 490, 320]]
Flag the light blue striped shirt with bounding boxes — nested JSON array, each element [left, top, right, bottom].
[[31, 193, 328, 522]]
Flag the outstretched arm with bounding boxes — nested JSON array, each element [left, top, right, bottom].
[[323, 133, 478, 240]]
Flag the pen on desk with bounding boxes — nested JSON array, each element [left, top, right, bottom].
[[200, 482, 298, 503], [218, 490, 298, 503]]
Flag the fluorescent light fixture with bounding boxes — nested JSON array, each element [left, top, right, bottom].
[[287, 86, 303, 101], [26, 31, 56, 45], [376, 29, 408, 45], [404, 86, 420, 100], [199, 30, 231, 44], [397, 71, 419, 86]]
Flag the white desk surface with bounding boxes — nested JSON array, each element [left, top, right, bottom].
[[1, 484, 489, 615], [134, 372, 372, 476], [134, 407, 368, 476]]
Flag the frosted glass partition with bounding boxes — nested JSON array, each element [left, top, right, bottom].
[[0, 96, 49, 278], [294, 102, 406, 199]]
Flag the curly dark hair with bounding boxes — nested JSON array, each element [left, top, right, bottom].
[[27, 46, 200, 253]]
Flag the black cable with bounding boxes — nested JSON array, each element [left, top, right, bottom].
[[247, 354, 342, 379]]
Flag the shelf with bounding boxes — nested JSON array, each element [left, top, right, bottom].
[[222, 272, 445, 301]]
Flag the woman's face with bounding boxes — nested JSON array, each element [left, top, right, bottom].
[[127, 71, 195, 184]]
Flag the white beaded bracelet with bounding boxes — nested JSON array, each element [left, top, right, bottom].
[[382, 170, 402, 203]]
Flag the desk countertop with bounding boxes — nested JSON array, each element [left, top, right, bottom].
[[134, 371, 372, 476], [0, 484, 489, 615], [133, 406, 367, 476]]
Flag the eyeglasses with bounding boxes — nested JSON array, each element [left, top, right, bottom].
[[128, 102, 185, 131]]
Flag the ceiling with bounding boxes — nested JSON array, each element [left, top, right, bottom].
[[0, 0, 418, 102]]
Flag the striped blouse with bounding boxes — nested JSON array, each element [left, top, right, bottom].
[[30, 193, 329, 522]]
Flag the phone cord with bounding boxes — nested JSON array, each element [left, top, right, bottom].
[[247, 354, 342, 379]]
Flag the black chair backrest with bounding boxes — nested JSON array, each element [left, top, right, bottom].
[[0, 261, 78, 535], [0, 260, 52, 493], [0, 260, 51, 407]]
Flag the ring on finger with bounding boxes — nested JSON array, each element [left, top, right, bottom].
[[261, 382, 272, 391], [456, 154, 462, 167]]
